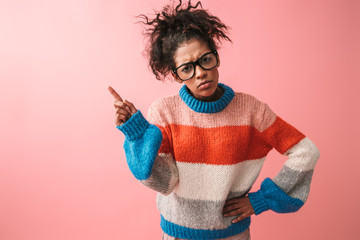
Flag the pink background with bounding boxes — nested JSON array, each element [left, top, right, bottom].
[[1, 0, 359, 239]]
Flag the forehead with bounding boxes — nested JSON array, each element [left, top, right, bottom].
[[173, 39, 211, 66]]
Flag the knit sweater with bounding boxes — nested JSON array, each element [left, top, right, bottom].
[[117, 83, 320, 240]]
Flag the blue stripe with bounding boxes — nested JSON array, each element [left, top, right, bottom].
[[160, 215, 250, 240], [179, 83, 235, 113]]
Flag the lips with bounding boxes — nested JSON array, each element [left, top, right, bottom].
[[198, 80, 212, 88]]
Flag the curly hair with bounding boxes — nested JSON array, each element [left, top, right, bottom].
[[137, 0, 232, 81]]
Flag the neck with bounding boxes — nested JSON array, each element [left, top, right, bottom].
[[179, 83, 235, 113]]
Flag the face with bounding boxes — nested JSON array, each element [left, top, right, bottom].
[[172, 38, 221, 101]]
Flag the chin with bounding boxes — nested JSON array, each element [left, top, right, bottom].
[[198, 90, 217, 100], [200, 89, 215, 96]]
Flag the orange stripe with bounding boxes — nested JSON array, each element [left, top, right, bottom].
[[261, 116, 305, 154], [162, 124, 273, 165], [157, 125, 174, 154]]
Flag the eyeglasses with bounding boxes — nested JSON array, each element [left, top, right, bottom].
[[172, 50, 218, 81]]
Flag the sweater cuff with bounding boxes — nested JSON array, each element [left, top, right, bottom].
[[248, 190, 269, 215], [116, 110, 150, 140], [248, 178, 304, 215]]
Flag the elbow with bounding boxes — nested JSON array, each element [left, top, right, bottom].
[[140, 174, 178, 196], [302, 139, 320, 170], [308, 140, 320, 163], [285, 137, 320, 170]]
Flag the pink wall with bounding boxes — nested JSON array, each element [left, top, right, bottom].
[[1, 0, 359, 239]]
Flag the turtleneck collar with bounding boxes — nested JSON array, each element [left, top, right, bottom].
[[179, 83, 235, 113]]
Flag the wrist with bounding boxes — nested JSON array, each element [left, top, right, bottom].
[[248, 190, 269, 215], [117, 110, 150, 140]]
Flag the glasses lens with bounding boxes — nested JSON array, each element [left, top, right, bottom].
[[177, 64, 194, 81], [199, 52, 217, 70], [175, 51, 218, 81]]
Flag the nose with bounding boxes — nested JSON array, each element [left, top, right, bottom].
[[195, 64, 206, 79]]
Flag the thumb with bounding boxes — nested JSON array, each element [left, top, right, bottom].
[[124, 100, 137, 114]]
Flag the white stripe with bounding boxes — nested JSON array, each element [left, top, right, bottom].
[[283, 137, 320, 172], [174, 158, 266, 201]]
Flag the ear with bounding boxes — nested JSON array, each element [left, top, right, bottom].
[[217, 53, 221, 68], [171, 72, 183, 84]]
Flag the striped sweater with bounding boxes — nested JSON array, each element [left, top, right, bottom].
[[117, 83, 320, 240]]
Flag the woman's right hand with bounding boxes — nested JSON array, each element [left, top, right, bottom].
[[108, 86, 138, 126]]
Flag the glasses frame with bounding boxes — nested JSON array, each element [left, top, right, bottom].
[[172, 50, 218, 81]]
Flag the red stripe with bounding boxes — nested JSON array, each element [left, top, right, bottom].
[[261, 116, 305, 154], [160, 124, 273, 165], [157, 116, 305, 164], [157, 125, 173, 154]]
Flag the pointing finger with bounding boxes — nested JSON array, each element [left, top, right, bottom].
[[108, 86, 123, 101]]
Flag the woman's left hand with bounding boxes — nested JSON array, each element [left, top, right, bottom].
[[222, 196, 255, 224]]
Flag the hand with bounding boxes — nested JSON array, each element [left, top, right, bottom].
[[108, 86, 137, 126], [223, 196, 255, 224]]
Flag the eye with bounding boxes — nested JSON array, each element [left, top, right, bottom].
[[203, 56, 211, 62], [180, 64, 193, 73], [200, 54, 213, 64]]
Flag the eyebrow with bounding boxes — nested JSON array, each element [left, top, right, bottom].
[[177, 51, 212, 68]]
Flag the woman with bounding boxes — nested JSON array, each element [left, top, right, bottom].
[[108, 1, 320, 239]]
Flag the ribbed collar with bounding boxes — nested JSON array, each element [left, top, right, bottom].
[[179, 83, 235, 113]]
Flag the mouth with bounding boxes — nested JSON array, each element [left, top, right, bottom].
[[198, 80, 212, 88]]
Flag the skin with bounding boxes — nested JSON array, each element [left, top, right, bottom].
[[108, 38, 255, 224], [171, 38, 224, 102], [223, 196, 255, 224], [108, 86, 137, 126]]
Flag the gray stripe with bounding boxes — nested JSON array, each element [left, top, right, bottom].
[[273, 165, 314, 202], [227, 189, 251, 200], [157, 190, 251, 230], [162, 228, 251, 240], [141, 154, 178, 195]]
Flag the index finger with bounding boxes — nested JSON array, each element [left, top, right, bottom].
[[108, 86, 123, 101]]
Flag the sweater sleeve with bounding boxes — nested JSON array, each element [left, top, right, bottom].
[[116, 104, 179, 195], [248, 103, 320, 215]]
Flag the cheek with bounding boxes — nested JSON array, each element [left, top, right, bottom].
[[184, 82, 195, 91], [189, 82, 198, 91], [211, 69, 219, 80]]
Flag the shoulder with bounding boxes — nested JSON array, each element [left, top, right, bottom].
[[232, 91, 268, 109], [231, 91, 277, 131], [147, 93, 181, 125], [148, 93, 180, 111]]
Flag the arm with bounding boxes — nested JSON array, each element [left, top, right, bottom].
[[248, 104, 320, 215], [117, 107, 179, 195]]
